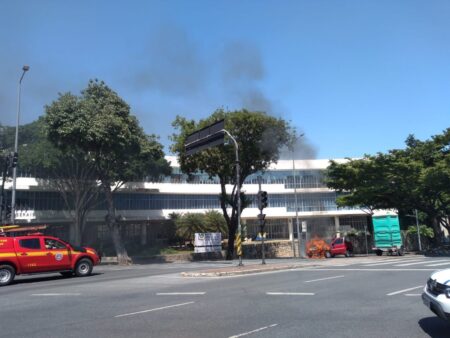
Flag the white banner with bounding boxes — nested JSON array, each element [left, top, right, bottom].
[[194, 233, 222, 253]]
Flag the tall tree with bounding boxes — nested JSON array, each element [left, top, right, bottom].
[[7, 118, 100, 245], [171, 109, 293, 259], [45, 80, 171, 264], [326, 128, 450, 241]]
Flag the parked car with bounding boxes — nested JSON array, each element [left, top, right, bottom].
[[325, 236, 353, 258], [0, 233, 100, 286], [422, 268, 450, 322]]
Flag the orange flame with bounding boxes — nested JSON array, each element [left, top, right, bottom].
[[306, 236, 330, 259]]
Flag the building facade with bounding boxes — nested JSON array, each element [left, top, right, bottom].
[[4, 156, 370, 250]]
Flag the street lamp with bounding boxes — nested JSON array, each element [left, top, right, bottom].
[[10, 65, 30, 224]]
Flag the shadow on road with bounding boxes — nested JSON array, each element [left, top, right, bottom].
[[418, 317, 450, 337], [12, 272, 103, 285]]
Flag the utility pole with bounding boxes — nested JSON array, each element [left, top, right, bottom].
[[415, 209, 422, 251]]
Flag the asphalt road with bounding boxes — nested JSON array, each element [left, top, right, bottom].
[[1, 256, 450, 338]]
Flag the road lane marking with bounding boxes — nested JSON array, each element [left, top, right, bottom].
[[304, 275, 344, 283], [115, 301, 194, 318], [229, 324, 278, 338], [362, 259, 424, 266], [156, 292, 206, 295], [266, 292, 314, 296], [425, 261, 450, 267], [394, 260, 444, 267], [32, 293, 81, 296], [387, 286, 423, 296]]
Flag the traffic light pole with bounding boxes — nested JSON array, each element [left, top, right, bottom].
[[0, 156, 8, 223], [257, 176, 266, 264]]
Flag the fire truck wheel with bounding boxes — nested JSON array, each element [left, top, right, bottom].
[[75, 258, 93, 277], [0, 265, 15, 286]]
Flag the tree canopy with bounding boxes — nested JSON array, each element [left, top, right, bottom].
[[171, 109, 293, 259], [44, 80, 171, 264], [326, 128, 450, 240]]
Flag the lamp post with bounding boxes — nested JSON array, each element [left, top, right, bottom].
[[10, 65, 30, 224], [291, 133, 304, 258]]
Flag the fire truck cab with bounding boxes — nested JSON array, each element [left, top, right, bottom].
[[0, 232, 100, 286]]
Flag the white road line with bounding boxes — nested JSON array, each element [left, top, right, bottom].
[[299, 268, 438, 272], [266, 292, 315, 296], [405, 294, 422, 297], [425, 261, 450, 267], [229, 324, 278, 338], [362, 259, 424, 266], [387, 286, 423, 296], [156, 292, 205, 295], [31, 293, 81, 296], [304, 275, 345, 283], [394, 260, 444, 267], [115, 301, 194, 318]]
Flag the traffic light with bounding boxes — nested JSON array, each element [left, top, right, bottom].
[[11, 152, 18, 168], [258, 191, 268, 210]]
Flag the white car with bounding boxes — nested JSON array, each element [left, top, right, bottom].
[[422, 268, 450, 321]]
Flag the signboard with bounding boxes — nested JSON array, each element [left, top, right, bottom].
[[301, 221, 307, 233], [185, 120, 225, 156], [194, 233, 222, 253]]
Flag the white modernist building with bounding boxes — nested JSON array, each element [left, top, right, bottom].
[[5, 156, 369, 244]]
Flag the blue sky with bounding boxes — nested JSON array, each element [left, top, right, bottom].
[[1, 0, 449, 159]]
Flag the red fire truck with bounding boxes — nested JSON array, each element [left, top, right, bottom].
[[0, 225, 100, 286]]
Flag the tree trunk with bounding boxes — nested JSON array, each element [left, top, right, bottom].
[[103, 182, 131, 265], [226, 217, 237, 260], [69, 219, 81, 246]]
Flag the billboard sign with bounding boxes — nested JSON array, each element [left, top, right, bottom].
[[194, 233, 222, 253]]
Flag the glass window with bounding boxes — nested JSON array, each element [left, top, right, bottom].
[[19, 238, 41, 250], [45, 238, 67, 250]]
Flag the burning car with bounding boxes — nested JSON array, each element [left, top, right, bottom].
[[306, 236, 330, 259]]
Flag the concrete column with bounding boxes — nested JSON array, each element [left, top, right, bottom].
[[288, 218, 293, 241], [141, 223, 148, 246], [334, 216, 340, 238]]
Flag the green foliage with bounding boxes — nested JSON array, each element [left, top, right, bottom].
[[175, 213, 205, 243], [406, 225, 434, 238], [326, 128, 450, 238], [175, 211, 228, 243], [171, 109, 293, 184], [203, 210, 228, 235], [45, 80, 171, 184]]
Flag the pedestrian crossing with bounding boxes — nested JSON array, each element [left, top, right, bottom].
[[345, 256, 450, 269]]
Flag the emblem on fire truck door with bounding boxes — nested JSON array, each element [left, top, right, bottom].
[[55, 253, 63, 261]]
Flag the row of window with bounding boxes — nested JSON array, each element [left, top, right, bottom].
[[15, 169, 328, 188], [10, 191, 357, 212]]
